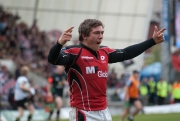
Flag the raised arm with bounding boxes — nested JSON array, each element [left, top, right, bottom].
[[108, 26, 166, 63], [48, 27, 74, 65]]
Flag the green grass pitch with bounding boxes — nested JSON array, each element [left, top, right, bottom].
[[47, 113, 180, 121]]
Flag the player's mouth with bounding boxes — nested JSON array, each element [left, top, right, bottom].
[[97, 42, 101, 44]]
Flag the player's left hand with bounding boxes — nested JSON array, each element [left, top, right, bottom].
[[58, 27, 74, 45], [152, 26, 166, 44]]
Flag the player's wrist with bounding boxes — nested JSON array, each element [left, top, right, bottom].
[[58, 41, 64, 45], [58, 38, 65, 45]]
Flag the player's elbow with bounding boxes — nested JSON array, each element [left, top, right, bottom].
[[48, 55, 56, 65], [48, 56, 53, 64]]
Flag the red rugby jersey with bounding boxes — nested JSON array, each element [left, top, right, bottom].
[[48, 38, 156, 111], [64, 44, 115, 111]]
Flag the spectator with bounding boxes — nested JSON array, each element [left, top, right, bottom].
[[172, 78, 180, 103], [156, 78, 168, 105], [147, 76, 156, 105]]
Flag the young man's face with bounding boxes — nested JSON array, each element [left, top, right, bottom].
[[84, 26, 104, 51], [134, 73, 139, 79]]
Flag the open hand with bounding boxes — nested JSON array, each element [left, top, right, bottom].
[[58, 26, 74, 45], [152, 26, 166, 44]]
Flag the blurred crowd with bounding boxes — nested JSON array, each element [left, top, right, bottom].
[[0, 6, 76, 110], [0, 5, 56, 78], [0, 5, 58, 110]]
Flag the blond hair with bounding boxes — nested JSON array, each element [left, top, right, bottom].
[[20, 66, 29, 76]]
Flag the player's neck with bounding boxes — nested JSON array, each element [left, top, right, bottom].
[[81, 41, 99, 51]]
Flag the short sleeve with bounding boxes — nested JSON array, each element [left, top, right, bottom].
[[48, 77, 53, 83], [126, 79, 132, 87]]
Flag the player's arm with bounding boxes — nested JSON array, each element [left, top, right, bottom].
[[108, 26, 166, 63], [20, 82, 35, 95], [48, 27, 74, 65], [62, 79, 68, 86], [47, 83, 52, 93], [47, 77, 53, 96], [124, 80, 132, 101], [20, 82, 30, 92], [48, 42, 74, 65], [108, 38, 155, 63], [62, 74, 68, 85], [124, 86, 129, 102]]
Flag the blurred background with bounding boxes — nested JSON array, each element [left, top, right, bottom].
[[0, 0, 180, 121]]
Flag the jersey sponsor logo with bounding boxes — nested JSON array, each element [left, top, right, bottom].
[[81, 56, 94, 59], [86, 66, 98, 74], [101, 56, 105, 60], [98, 71, 108, 77], [84, 59, 93, 62], [85, 66, 108, 77], [100, 56, 106, 63]]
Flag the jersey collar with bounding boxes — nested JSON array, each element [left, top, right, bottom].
[[79, 43, 98, 59]]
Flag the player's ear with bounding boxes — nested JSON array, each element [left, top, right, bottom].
[[82, 34, 87, 40]]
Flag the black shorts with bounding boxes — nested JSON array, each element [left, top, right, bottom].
[[53, 93, 63, 99], [16, 96, 34, 109], [129, 98, 139, 105], [53, 89, 63, 98]]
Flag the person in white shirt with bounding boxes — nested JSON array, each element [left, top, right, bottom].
[[14, 66, 35, 121]]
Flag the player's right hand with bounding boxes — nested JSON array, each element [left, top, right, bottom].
[[58, 27, 74, 45]]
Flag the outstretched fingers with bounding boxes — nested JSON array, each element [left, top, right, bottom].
[[64, 27, 74, 33], [64, 32, 72, 36], [158, 33, 163, 37], [157, 28, 166, 34]]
